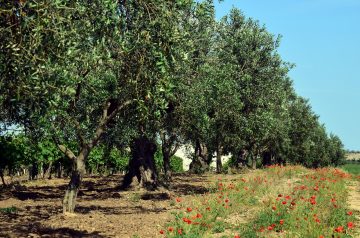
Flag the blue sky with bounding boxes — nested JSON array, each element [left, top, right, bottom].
[[214, 0, 360, 150]]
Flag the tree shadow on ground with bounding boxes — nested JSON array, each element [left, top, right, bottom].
[[75, 204, 168, 215], [0, 205, 104, 238], [0, 222, 104, 238], [170, 183, 210, 195]]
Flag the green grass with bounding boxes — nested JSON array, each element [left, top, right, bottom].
[[341, 163, 360, 176], [0, 206, 17, 214]]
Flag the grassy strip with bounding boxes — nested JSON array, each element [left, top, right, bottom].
[[159, 165, 309, 237], [240, 168, 357, 238], [158, 166, 358, 238], [341, 164, 360, 176]]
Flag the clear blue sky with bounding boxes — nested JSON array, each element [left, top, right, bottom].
[[214, 0, 360, 151]]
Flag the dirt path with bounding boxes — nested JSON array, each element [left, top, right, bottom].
[[348, 179, 360, 237]]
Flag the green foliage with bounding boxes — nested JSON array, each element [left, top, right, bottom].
[[341, 164, 360, 176], [0, 206, 17, 214], [170, 155, 184, 173], [0, 135, 27, 174], [155, 149, 184, 173], [0, 0, 347, 182]]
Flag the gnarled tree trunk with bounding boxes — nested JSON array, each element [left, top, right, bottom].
[[162, 151, 171, 181], [122, 137, 158, 190], [63, 149, 88, 213], [236, 149, 247, 168], [160, 131, 179, 181], [189, 140, 209, 174]]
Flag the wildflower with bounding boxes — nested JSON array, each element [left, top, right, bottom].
[[319, 236, 324, 238], [176, 197, 181, 202], [282, 201, 287, 205], [334, 226, 344, 233], [168, 227, 174, 232], [234, 235, 241, 238], [347, 222, 354, 229], [186, 207, 192, 212], [268, 226, 274, 231], [206, 207, 211, 211], [159, 230, 165, 234], [225, 198, 229, 203], [196, 213, 202, 218], [279, 219, 284, 225], [285, 195, 291, 200], [183, 217, 192, 224], [278, 194, 283, 197], [272, 206, 277, 211], [178, 229, 183, 235], [347, 211, 353, 216]]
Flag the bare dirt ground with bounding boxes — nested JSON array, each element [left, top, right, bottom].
[[348, 180, 360, 238], [0, 173, 234, 238]]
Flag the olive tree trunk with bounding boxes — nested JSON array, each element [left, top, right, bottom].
[[122, 137, 158, 190], [43, 161, 53, 179], [216, 145, 223, 173], [160, 131, 179, 181], [189, 140, 209, 174], [63, 149, 88, 213]]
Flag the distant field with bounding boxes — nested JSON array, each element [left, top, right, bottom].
[[346, 152, 360, 161], [342, 163, 360, 176]]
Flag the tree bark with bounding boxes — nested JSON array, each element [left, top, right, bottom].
[[160, 132, 179, 181], [122, 137, 158, 190], [216, 145, 223, 173], [43, 161, 53, 179], [63, 150, 87, 213], [251, 153, 257, 169], [0, 169, 6, 186], [262, 151, 272, 166], [163, 150, 171, 181], [236, 149, 247, 168], [189, 140, 209, 174]]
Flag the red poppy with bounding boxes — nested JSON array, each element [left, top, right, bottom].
[[272, 206, 277, 210], [178, 229, 183, 235], [159, 230, 165, 234], [282, 201, 287, 205], [267, 226, 274, 231], [347, 211, 353, 216], [234, 235, 241, 238], [187, 207, 192, 212], [347, 222, 354, 229], [334, 226, 344, 233], [279, 219, 284, 225], [168, 227, 174, 232], [176, 197, 181, 202]]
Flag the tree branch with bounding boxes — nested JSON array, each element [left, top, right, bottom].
[[88, 99, 134, 149]]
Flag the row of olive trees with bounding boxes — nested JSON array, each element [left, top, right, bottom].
[[1, 0, 345, 213]]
